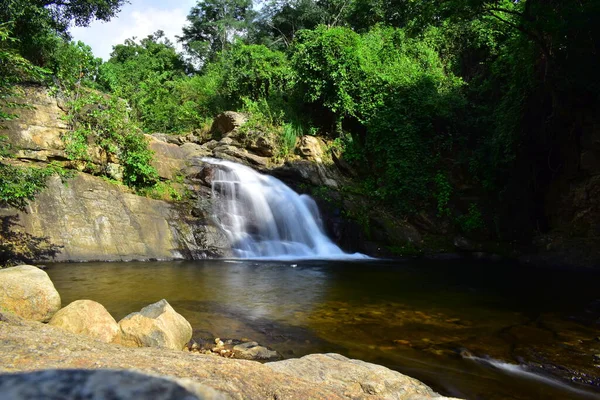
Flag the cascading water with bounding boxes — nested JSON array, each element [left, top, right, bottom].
[[204, 158, 366, 260]]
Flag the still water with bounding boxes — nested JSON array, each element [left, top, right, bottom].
[[46, 259, 600, 400]]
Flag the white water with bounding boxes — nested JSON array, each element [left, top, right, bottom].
[[203, 158, 367, 260], [463, 354, 600, 398]]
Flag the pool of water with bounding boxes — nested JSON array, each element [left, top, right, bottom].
[[45, 259, 600, 399]]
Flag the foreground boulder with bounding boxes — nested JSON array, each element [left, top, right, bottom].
[[117, 299, 192, 350], [0, 369, 225, 400], [49, 300, 119, 343], [0, 265, 61, 322], [0, 314, 460, 399], [266, 353, 445, 400]]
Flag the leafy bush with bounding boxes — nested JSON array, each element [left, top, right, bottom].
[[221, 42, 292, 102], [64, 90, 159, 189]]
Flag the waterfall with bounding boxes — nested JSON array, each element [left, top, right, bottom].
[[203, 158, 366, 260]]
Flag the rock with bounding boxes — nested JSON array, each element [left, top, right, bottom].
[[0, 316, 464, 400], [105, 163, 123, 181], [369, 216, 422, 247], [0, 369, 226, 400], [2, 85, 68, 162], [117, 299, 193, 350], [211, 112, 247, 139], [266, 353, 457, 399], [453, 236, 476, 252], [232, 342, 281, 361], [48, 300, 119, 343], [151, 133, 186, 145], [146, 134, 189, 180], [297, 136, 324, 160], [0, 172, 230, 262], [246, 133, 275, 157], [0, 265, 61, 322], [212, 145, 268, 168]]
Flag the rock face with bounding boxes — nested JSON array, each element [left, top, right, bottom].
[[49, 300, 119, 343], [117, 299, 193, 350], [0, 313, 460, 400], [0, 265, 61, 322], [2, 85, 68, 162], [266, 353, 445, 400], [0, 369, 225, 400], [0, 172, 229, 262]]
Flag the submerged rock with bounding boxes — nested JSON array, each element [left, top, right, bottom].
[[0, 265, 61, 322], [117, 299, 192, 350], [232, 341, 281, 361], [49, 300, 119, 343]]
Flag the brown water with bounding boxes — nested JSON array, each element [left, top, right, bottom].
[[45, 259, 600, 400]]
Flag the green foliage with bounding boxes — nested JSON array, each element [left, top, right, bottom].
[[434, 173, 452, 217], [49, 40, 102, 91], [0, 0, 125, 65], [292, 26, 362, 131], [221, 42, 292, 102], [457, 203, 484, 233], [0, 23, 48, 127], [180, 0, 256, 65], [64, 91, 159, 189], [98, 31, 189, 133], [0, 164, 54, 209]]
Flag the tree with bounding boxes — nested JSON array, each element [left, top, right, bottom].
[[0, 0, 126, 65], [98, 31, 190, 132], [252, 0, 328, 48], [179, 0, 255, 65]]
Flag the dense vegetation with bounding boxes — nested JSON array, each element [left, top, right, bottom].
[[1, 0, 598, 245]]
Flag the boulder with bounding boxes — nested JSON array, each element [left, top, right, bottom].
[[232, 341, 281, 361], [48, 300, 119, 343], [0, 369, 226, 400], [212, 145, 269, 168], [117, 299, 192, 350], [246, 133, 276, 157], [0, 265, 61, 322], [211, 112, 247, 139], [266, 353, 458, 400], [297, 136, 324, 160]]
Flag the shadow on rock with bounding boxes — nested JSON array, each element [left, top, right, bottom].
[[0, 214, 62, 266]]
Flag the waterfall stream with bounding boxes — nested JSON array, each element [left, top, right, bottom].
[[204, 158, 366, 260]]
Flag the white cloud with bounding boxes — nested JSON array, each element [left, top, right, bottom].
[[70, 0, 197, 61]]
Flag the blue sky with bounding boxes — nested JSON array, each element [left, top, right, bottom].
[[70, 0, 197, 61]]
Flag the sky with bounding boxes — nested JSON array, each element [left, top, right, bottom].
[[70, 0, 197, 61]]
